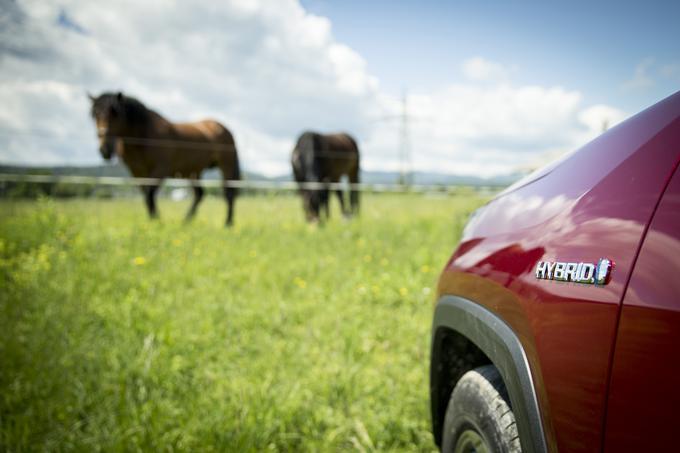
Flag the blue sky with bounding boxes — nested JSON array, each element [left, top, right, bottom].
[[302, 0, 680, 112]]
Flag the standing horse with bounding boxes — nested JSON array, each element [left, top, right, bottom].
[[89, 92, 240, 226], [291, 131, 360, 222]]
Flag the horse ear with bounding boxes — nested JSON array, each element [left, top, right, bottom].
[[117, 92, 123, 102], [87, 92, 95, 102]]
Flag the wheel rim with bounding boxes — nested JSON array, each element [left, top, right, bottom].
[[453, 429, 489, 453]]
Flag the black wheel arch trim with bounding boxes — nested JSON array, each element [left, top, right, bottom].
[[431, 295, 548, 453]]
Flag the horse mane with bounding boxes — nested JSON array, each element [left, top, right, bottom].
[[91, 92, 155, 130]]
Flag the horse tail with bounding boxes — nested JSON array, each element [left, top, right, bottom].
[[221, 134, 240, 226], [230, 151, 241, 195]]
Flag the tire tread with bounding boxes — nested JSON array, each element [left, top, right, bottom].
[[441, 364, 522, 453]]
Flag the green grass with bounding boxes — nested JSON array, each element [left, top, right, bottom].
[[0, 193, 483, 452]]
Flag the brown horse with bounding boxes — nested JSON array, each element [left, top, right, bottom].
[[89, 92, 240, 226], [291, 131, 360, 222]]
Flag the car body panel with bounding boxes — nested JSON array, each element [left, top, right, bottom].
[[434, 91, 680, 452], [604, 166, 680, 451]]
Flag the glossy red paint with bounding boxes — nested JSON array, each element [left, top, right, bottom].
[[604, 166, 680, 451], [437, 91, 680, 452]]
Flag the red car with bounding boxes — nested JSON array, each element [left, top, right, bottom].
[[430, 91, 680, 452]]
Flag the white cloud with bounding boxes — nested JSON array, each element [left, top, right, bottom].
[[0, 0, 627, 178], [660, 62, 680, 80], [622, 58, 680, 92], [461, 57, 510, 82], [578, 104, 628, 136], [622, 57, 655, 90], [363, 84, 626, 177]]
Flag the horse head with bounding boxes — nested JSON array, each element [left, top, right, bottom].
[[88, 91, 127, 160]]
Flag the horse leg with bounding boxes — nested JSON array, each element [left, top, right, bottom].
[[349, 167, 360, 216], [218, 148, 239, 227], [144, 184, 159, 219], [335, 189, 347, 217], [185, 184, 204, 222], [321, 188, 330, 220], [224, 186, 236, 227]]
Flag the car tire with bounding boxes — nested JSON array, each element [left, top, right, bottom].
[[441, 365, 521, 453]]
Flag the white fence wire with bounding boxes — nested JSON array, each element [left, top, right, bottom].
[[0, 173, 506, 194]]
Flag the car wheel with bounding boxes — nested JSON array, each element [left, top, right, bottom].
[[441, 365, 521, 453]]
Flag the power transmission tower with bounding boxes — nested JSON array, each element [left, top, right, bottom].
[[601, 118, 609, 132], [398, 92, 412, 186]]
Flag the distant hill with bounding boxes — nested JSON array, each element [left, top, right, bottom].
[[0, 163, 131, 177], [0, 163, 267, 182], [359, 170, 522, 187], [0, 163, 523, 187]]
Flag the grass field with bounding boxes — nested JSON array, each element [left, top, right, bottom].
[[0, 193, 484, 452]]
